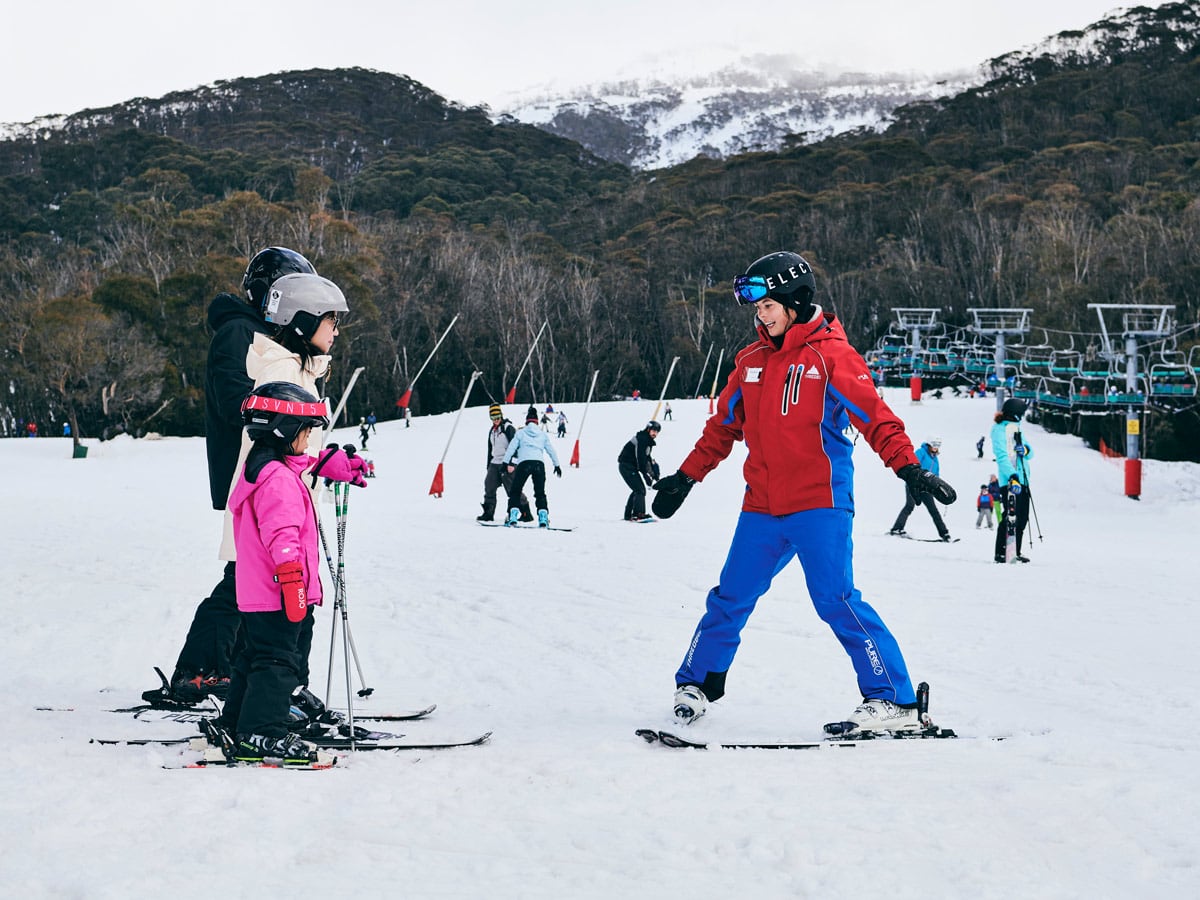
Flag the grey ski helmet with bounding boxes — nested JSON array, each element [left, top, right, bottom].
[[241, 381, 330, 444], [262, 273, 349, 340], [242, 247, 316, 310]]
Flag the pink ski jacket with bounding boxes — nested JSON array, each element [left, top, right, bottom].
[[228, 453, 324, 613]]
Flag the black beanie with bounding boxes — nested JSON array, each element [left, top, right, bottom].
[[526, 406, 538, 423]]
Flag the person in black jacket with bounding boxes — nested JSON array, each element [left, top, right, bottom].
[[478, 404, 532, 522], [618, 420, 661, 521], [144, 247, 317, 707]]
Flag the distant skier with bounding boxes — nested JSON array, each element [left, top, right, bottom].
[[618, 420, 661, 521], [889, 439, 952, 541], [976, 436, 985, 459], [556, 410, 568, 438], [975, 484, 994, 529], [504, 405, 562, 527]]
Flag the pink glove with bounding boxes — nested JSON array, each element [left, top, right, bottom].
[[310, 444, 368, 487]]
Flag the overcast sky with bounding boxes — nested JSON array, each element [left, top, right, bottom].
[[2, 1, 1138, 124]]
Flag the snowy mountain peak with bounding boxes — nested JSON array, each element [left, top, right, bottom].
[[500, 54, 978, 170]]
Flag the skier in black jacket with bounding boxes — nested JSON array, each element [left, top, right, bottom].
[[145, 247, 317, 706], [618, 420, 661, 521]]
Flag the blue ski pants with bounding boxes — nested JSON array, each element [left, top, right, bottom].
[[676, 508, 916, 705]]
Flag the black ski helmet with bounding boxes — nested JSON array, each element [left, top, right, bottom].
[[242, 247, 317, 311], [241, 381, 330, 444], [1001, 397, 1027, 421], [261, 273, 349, 341], [733, 251, 816, 317], [647, 420, 662, 431]]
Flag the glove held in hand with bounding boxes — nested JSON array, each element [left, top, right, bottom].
[[312, 445, 368, 488], [897, 463, 957, 505], [274, 560, 307, 623], [651, 471, 696, 519]]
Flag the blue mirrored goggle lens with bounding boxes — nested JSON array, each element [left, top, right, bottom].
[[733, 275, 770, 305]]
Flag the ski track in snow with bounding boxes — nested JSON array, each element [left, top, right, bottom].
[[3, 391, 1198, 897]]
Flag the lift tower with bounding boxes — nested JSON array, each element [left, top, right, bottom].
[[966, 308, 1032, 413], [1089, 304, 1174, 500], [892, 308, 942, 401]]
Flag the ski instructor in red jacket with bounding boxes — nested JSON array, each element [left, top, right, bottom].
[[652, 251, 956, 734]]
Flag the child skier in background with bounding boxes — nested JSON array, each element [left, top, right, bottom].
[[975, 484, 995, 529], [219, 382, 366, 764]]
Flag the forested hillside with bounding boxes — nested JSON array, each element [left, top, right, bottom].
[[3, 3, 1199, 458]]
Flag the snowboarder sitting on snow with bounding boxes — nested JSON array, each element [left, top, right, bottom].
[[889, 438, 952, 541], [218, 382, 367, 764], [652, 250, 956, 734], [504, 405, 562, 528], [617, 420, 661, 521]]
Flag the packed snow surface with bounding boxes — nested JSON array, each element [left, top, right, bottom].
[[3, 390, 1197, 897]]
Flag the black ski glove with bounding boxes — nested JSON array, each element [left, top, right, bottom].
[[898, 463, 957, 504], [553, 466, 562, 478], [652, 471, 696, 519]]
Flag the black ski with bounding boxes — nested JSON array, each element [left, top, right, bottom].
[[478, 522, 574, 532], [168, 757, 336, 770], [129, 704, 436, 726], [92, 736, 197, 746], [94, 731, 492, 752], [900, 535, 961, 544], [299, 731, 492, 751], [637, 726, 958, 749]]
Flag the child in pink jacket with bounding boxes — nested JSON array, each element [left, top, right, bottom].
[[218, 382, 366, 764]]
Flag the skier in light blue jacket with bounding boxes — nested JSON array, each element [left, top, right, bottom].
[[888, 439, 951, 540], [504, 406, 562, 527]]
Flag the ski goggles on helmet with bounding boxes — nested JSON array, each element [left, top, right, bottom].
[[240, 393, 331, 429], [733, 275, 771, 305]]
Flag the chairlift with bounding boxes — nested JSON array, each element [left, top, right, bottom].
[[1148, 349, 1197, 398], [963, 348, 992, 376], [1070, 374, 1109, 412], [1017, 343, 1055, 377], [1104, 375, 1148, 407], [1035, 377, 1072, 410], [1049, 349, 1082, 378]]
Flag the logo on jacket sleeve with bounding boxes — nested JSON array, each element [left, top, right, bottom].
[[744, 367, 763, 383]]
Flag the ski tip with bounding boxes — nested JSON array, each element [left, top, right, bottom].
[[635, 728, 660, 744]]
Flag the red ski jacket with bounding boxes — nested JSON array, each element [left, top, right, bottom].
[[680, 311, 918, 516]]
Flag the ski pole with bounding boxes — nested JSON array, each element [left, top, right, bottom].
[[335, 481, 356, 745], [1013, 430, 1042, 542], [333, 474, 373, 697]]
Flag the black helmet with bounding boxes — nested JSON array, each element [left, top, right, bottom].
[[733, 251, 816, 313], [1001, 398, 1027, 420], [646, 420, 662, 431], [262, 273, 349, 341], [242, 247, 316, 310], [241, 381, 330, 444]]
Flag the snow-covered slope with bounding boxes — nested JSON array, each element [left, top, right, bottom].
[[4, 389, 1197, 896]]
